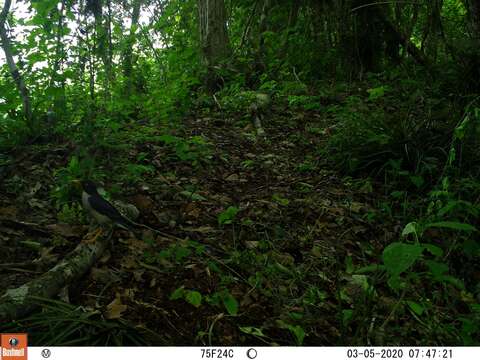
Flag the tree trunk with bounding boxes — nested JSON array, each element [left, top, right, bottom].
[[197, 0, 231, 92], [466, 0, 480, 37], [378, 8, 430, 68], [89, 0, 112, 102], [123, 0, 142, 95], [49, 0, 67, 120], [278, 1, 301, 63], [462, 0, 480, 90], [254, 0, 271, 75], [0, 0, 33, 128]]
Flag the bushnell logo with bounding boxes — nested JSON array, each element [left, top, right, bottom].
[[1, 333, 28, 360]]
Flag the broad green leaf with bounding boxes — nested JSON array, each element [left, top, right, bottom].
[[425, 260, 449, 278], [383, 242, 423, 276], [272, 194, 290, 206], [185, 290, 202, 308], [287, 325, 305, 345], [402, 222, 419, 237], [422, 244, 443, 257], [406, 300, 424, 316], [218, 206, 239, 225], [387, 275, 402, 290], [170, 286, 185, 300], [222, 292, 239, 316], [350, 274, 369, 291], [367, 86, 386, 101]]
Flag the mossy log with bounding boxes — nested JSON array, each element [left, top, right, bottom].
[[0, 231, 111, 321]]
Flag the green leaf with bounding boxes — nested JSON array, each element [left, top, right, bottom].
[[351, 274, 369, 291], [425, 221, 477, 232], [185, 290, 202, 308], [425, 260, 449, 279], [367, 86, 386, 101], [383, 242, 423, 276], [422, 244, 443, 257], [440, 275, 465, 289], [222, 292, 239, 316], [401, 222, 419, 237], [272, 194, 290, 206], [170, 286, 185, 300], [158, 134, 179, 144], [175, 246, 191, 262], [406, 300, 424, 316], [409, 175, 424, 188], [179, 190, 207, 201], [342, 309, 353, 326], [287, 325, 305, 345], [239, 326, 266, 337], [387, 275, 402, 290], [345, 256, 354, 274], [218, 206, 239, 225], [355, 264, 385, 274]]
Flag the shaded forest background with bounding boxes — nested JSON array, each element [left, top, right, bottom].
[[0, 0, 480, 346]]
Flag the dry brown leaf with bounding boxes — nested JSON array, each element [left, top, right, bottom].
[[245, 241, 259, 249], [130, 194, 154, 213], [91, 267, 120, 284], [183, 226, 216, 234], [0, 206, 17, 217], [46, 223, 84, 238], [184, 202, 202, 218], [349, 202, 366, 213], [225, 174, 239, 181], [105, 296, 127, 319], [120, 254, 137, 269]]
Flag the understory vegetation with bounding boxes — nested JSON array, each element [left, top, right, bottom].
[[0, 0, 479, 346]]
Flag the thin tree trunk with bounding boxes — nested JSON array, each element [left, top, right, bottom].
[[49, 0, 66, 119], [466, 0, 480, 41], [378, 8, 430, 68], [198, 0, 231, 92], [254, 0, 271, 74], [278, 1, 301, 61], [462, 0, 480, 89], [239, 0, 259, 50], [107, 0, 114, 83], [0, 0, 33, 128], [123, 0, 142, 94]]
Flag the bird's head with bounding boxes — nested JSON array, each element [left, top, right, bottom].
[[72, 179, 99, 195], [81, 180, 99, 195]]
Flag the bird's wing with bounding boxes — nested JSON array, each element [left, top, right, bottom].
[[88, 194, 132, 229]]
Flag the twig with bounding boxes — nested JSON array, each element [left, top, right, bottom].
[[203, 251, 248, 284]]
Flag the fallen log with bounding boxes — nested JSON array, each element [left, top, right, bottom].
[[0, 231, 111, 321]]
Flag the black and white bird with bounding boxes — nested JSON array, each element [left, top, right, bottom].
[[74, 179, 172, 242], [73, 180, 135, 242]]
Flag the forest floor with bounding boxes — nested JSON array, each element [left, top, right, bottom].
[[1, 104, 417, 345]]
